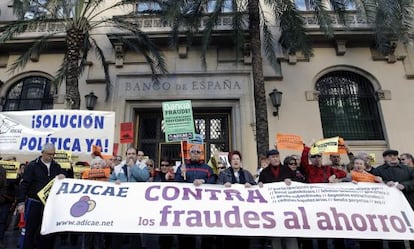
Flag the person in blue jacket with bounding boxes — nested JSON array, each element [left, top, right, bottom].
[[108, 146, 149, 249], [175, 144, 215, 249]]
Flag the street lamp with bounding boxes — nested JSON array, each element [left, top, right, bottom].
[[269, 89, 283, 117], [84, 92, 98, 110]]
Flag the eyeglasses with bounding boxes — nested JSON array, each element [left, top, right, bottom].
[[190, 150, 202, 154], [310, 155, 322, 158], [160, 164, 169, 167], [288, 162, 297, 165], [218, 166, 226, 170], [147, 164, 153, 167], [400, 158, 406, 161]]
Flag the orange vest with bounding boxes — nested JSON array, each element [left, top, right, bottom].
[[351, 170, 377, 183], [81, 168, 111, 181]]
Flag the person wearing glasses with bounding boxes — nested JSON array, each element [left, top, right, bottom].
[[300, 146, 347, 184], [281, 156, 306, 183], [154, 157, 175, 182], [175, 144, 215, 249], [300, 145, 347, 249], [16, 143, 66, 249]]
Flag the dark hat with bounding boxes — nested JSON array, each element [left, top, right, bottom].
[[266, 149, 279, 157], [382, 149, 399, 157]]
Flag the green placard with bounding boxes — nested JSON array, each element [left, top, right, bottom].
[[162, 100, 195, 142]]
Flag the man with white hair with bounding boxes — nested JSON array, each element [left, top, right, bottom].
[[16, 143, 65, 249]]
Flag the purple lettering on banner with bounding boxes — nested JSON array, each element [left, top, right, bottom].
[[187, 211, 203, 226], [159, 205, 172, 226], [390, 215, 406, 232], [284, 211, 301, 229], [204, 210, 224, 227], [261, 211, 276, 229], [163, 186, 180, 200], [246, 189, 267, 203], [316, 212, 334, 230], [223, 189, 245, 201], [378, 215, 390, 232], [224, 206, 242, 228], [204, 189, 221, 200], [244, 211, 260, 228], [298, 207, 311, 229], [145, 185, 161, 201], [366, 214, 379, 231], [182, 187, 202, 200], [351, 214, 367, 231], [330, 207, 353, 231]]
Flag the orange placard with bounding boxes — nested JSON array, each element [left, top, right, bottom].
[[337, 137, 348, 154], [276, 133, 304, 151], [181, 141, 205, 161], [120, 122, 134, 144]]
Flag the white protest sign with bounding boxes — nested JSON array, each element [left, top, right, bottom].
[[0, 110, 115, 155], [41, 179, 414, 240]]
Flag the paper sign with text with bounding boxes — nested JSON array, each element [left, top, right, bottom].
[[41, 179, 414, 240], [276, 133, 304, 151], [0, 160, 19, 179], [120, 122, 134, 144], [0, 110, 115, 155], [310, 137, 339, 154], [162, 100, 195, 142]]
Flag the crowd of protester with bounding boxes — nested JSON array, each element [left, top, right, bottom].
[[0, 141, 413, 249]]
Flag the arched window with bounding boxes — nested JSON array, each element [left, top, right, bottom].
[[316, 70, 384, 140], [3, 76, 54, 111]]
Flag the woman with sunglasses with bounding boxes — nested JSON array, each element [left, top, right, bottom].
[[154, 157, 175, 182], [280, 156, 306, 184]]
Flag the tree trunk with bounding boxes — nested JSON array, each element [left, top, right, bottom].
[[248, 0, 270, 161], [65, 28, 83, 110]]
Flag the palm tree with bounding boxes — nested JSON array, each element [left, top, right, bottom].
[[158, 0, 413, 159], [1, 0, 168, 109]]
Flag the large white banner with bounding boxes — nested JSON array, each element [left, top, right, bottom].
[[0, 110, 115, 155], [41, 179, 414, 240]]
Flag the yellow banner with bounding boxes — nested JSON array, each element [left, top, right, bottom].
[[54, 150, 72, 169], [0, 160, 19, 179], [310, 137, 339, 154], [37, 179, 55, 205]]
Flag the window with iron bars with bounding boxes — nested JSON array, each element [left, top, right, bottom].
[[137, 110, 231, 165], [316, 70, 384, 140], [3, 76, 54, 111]]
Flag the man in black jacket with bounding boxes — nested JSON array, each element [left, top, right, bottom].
[[375, 149, 414, 249], [16, 143, 65, 249]]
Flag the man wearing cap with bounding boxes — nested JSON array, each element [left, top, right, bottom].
[[374, 149, 414, 249], [258, 149, 299, 249]]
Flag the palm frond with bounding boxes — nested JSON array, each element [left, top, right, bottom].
[[309, 0, 334, 38], [110, 19, 168, 79], [8, 32, 59, 73], [261, 12, 279, 73], [278, 1, 312, 57]]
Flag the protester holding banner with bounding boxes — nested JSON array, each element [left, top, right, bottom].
[[301, 146, 347, 249], [374, 149, 414, 249], [281, 156, 306, 183], [216, 150, 255, 249], [153, 157, 176, 249], [258, 149, 300, 249], [16, 143, 65, 249], [108, 146, 149, 249], [175, 144, 215, 249], [109, 147, 149, 183]]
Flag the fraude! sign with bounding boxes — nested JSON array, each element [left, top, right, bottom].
[[41, 179, 414, 240], [0, 110, 115, 155]]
